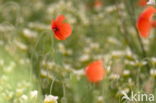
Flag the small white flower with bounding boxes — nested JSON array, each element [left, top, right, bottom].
[[107, 37, 120, 45], [30, 90, 38, 98], [109, 73, 120, 80], [97, 96, 103, 102], [63, 64, 72, 70], [79, 54, 89, 62], [90, 42, 100, 49], [23, 28, 37, 38], [73, 69, 84, 76], [150, 68, 156, 76], [151, 57, 156, 64], [15, 40, 27, 50], [147, 0, 155, 5], [58, 43, 66, 54], [105, 5, 116, 13], [47, 61, 55, 68], [111, 50, 124, 58], [16, 89, 24, 97], [44, 95, 58, 103], [123, 70, 130, 76], [21, 95, 28, 101]]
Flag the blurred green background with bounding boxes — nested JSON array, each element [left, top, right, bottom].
[[0, 0, 156, 103]]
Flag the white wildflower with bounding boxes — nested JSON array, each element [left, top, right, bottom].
[[123, 70, 130, 76], [30, 90, 38, 98], [112, 50, 124, 58], [16, 89, 24, 97], [150, 68, 156, 76], [107, 37, 120, 45], [109, 73, 120, 80], [97, 96, 103, 102], [0, 24, 14, 32], [79, 54, 90, 62], [73, 69, 84, 76], [44, 95, 58, 103], [90, 42, 100, 49], [105, 5, 116, 13], [47, 61, 55, 68], [15, 40, 27, 50], [151, 57, 156, 64], [58, 43, 66, 54], [64, 64, 72, 70], [128, 78, 134, 86], [21, 95, 28, 101], [23, 28, 37, 38]]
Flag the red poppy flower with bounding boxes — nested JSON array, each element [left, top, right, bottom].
[[85, 60, 106, 83], [94, 0, 103, 8], [136, 6, 156, 38], [138, 0, 147, 6], [51, 15, 72, 40]]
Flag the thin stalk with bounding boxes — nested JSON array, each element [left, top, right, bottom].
[[50, 78, 55, 94], [127, 0, 147, 58], [135, 27, 147, 58], [126, 1, 151, 72], [114, 1, 137, 55]]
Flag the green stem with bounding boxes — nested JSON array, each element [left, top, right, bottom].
[[114, 1, 137, 55], [128, 0, 147, 58]]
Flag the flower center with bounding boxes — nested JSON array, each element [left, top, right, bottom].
[[53, 27, 59, 32]]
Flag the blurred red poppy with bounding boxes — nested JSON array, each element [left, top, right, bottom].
[[52, 15, 72, 40], [138, 0, 147, 6], [85, 60, 106, 83], [136, 6, 156, 38], [94, 0, 103, 8]]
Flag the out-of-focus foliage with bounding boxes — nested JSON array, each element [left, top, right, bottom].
[[0, 44, 42, 103], [0, 0, 156, 103]]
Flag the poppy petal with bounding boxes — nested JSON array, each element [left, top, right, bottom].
[[85, 60, 105, 83], [51, 15, 72, 40], [54, 32, 65, 40], [137, 6, 156, 38], [59, 23, 72, 38], [138, 0, 147, 6], [56, 15, 65, 23], [151, 21, 156, 27]]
